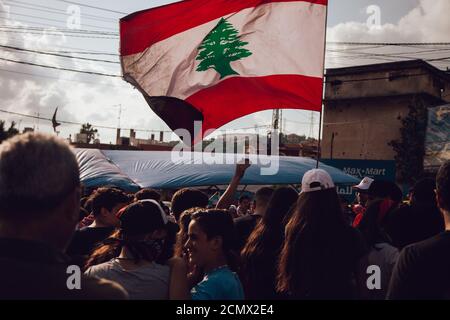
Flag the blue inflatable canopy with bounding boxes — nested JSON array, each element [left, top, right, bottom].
[[75, 149, 358, 191]]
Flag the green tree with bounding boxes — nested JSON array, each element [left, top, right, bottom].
[[196, 18, 252, 79], [79, 123, 98, 144], [0, 120, 19, 143], [388, 97, 428, 184]]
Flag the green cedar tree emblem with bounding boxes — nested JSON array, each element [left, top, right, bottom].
[[196, 17, 252, 79]]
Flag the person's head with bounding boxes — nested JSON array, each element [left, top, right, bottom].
[[411, 178, 437, 206], [262, 187, 298, 227], [367, 180, 391, 203], [353, 177, 374, 206], [0, 133, 80, 250], [386, 182, 403, 206], [185, 209, 238, 272], [174, 207, 201, 258], [238, 195, 251, 211], [86, 200, 172, 268], [171, 188, 209, 221], [90, 187, 129, 227], [134, 188, 161, 202], [436, 161, 450, 219], [278, 169, 345, 294], [289, 169, 345, 232], [242, 187, 298, 261], [253, 187, 274, 215]]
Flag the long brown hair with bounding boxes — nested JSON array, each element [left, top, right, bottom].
[[277, 188, 347, 295], [241, 187, 298, 299]]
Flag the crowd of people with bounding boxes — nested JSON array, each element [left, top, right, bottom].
[[0, 132, 448, 300]]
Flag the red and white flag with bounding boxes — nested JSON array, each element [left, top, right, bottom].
[[120, 0, 328, 139]]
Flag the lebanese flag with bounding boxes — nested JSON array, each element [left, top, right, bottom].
[[120, 0, 327, 140]]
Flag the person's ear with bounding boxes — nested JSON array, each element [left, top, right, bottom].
[[61, 187, 81, 223], [435, 190, 443, 210]]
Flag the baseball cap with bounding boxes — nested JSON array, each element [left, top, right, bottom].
[[353, 177, 374, 192], [301, 169, 335, 193]]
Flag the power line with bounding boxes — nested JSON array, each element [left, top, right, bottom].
[[0, 108, 271, 134], [0, 29, 119, 39], [0, 67, 123, 86], [4, 0, 118, 23], [0, 44, 120, 64], [0, 56, 121, 77], [0, 25, 117, 35], [324, 72, 429, 84], [0, 10, 117, 31], [52, 0, 127, 15]]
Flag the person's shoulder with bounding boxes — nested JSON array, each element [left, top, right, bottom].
[[85, 259, 117, 277], [233, 215, 253, 228], [81, 274, 128, 300], [405, 231, 450, 254], [208, 267, 240, 285]]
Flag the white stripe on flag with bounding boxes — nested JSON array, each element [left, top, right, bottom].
[[122, 1, 326, 100]]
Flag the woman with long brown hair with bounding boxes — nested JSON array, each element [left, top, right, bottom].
[[277, 169, 367, 299], [240, 187, 298, 299]]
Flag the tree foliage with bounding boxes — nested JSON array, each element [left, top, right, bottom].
[[389, 97, 428, 183], [79, 123, 98, 144]]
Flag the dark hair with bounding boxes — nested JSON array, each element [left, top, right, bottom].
[[174, 207, 201, 257], [241, 187, 298, 298], [171, 188, 208, 221], [368, 180, 391, 199], [357, 199, 394, 248], [191, 209, 239, 271], [277, 188, 347, 295], [90, 187, 129, 217], [386, 182, 403, 204], [436, 161, 450, 212], [254, 187, 274, 207], [78, 207, 89, 223], [411, 178, 437, 205], [238, 195, 251, 203], [85, 201, 169, 269], [134, 188, 161, 201]]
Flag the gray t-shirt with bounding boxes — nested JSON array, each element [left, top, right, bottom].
[[85, 259, 170, 300]]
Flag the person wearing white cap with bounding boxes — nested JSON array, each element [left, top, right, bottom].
[[352, 177, 374, 207], [277, 169, 367, 299]]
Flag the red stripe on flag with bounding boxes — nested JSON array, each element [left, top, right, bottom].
[[120, 0, 328, 56], [184, 74, 323, 136]]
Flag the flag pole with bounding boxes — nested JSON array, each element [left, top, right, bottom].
[[316, 3, 328, 169]]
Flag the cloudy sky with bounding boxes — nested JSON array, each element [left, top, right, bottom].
[[0, 0, 449, 143]]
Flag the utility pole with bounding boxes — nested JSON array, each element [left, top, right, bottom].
[[308, 111, 315, 138]]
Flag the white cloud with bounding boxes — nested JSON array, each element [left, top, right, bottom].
[[326, 0, 450, 69]]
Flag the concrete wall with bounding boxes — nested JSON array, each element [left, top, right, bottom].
[[322, 97, 409, 160], [326, 67, 449, 101], [322, 62, 450, 161]]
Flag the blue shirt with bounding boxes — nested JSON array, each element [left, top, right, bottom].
[[191, 266, 244, 300]]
